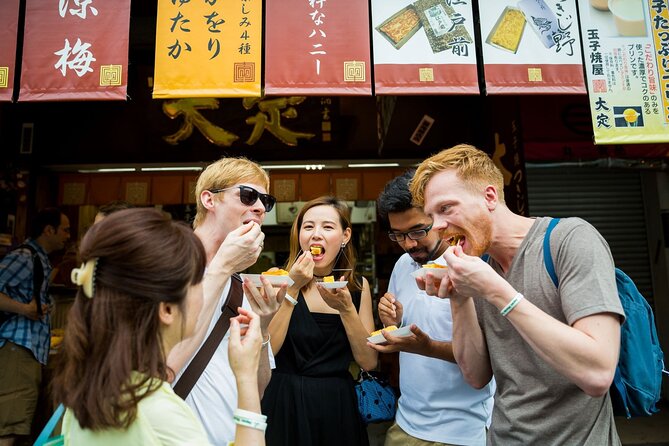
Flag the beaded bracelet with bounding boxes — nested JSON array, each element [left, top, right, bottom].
[[233, 408, 267, 432], [500, 292, 524, 317]]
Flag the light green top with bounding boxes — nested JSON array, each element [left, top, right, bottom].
[[63, 378, 211, 446]]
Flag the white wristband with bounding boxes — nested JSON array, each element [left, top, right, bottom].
[[233, 408, 267, 432], [500, 292, 524, 317], [234, 408, 267, 422], [285, 293, 298, 306]]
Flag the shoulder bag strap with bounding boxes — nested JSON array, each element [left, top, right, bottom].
[[173, 274, 244, 400], [34, 403, 65, 446], [543, 218, 561, 288]]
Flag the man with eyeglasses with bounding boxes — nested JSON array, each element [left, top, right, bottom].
[[166, 157, 285, 445], [372, 171, 494, 446]]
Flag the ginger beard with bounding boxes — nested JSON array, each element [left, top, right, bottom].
[[442, 216, 493, 258]]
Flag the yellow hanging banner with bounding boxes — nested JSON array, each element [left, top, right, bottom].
[[153, 0, 261, 98]]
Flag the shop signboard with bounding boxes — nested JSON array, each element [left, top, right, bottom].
[[19, 0, 131, 101], [153, 0, 262, 98], [264, 0, 372, 95], [479, 0, 586, 93], [371, 0, 479, 94], [0, 0, 20, 102], [578, 0, 669, 144]]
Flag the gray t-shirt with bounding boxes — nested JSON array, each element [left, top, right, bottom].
[[476, 217, 624, 445]]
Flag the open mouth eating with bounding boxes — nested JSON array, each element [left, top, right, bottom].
[[446, 234, 465, 247]]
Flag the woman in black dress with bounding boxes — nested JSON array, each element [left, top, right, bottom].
[[263, 196, 377, 446]]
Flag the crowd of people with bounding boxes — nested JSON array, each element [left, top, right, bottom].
[[0, 144, 625, 446]]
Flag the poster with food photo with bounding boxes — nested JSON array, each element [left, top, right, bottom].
[[478, 0, 586, 93], [578, 0, 669, 144], [371, 0, 479, 94]]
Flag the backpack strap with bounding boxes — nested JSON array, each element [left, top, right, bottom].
[[15, 243, 45, 317], [173, 274, 244, 400], [543, 218, 561, 288]]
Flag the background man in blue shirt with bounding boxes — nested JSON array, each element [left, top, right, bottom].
[[0, 208, 70, 446]]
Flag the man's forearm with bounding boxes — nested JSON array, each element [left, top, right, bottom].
[[425, 339, 456, 363], [0, 292, 23, 315]]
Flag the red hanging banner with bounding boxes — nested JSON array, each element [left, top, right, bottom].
[[19, 0, 131, 101], [0, 0, 21, 102], [265, 0, 372, 95]]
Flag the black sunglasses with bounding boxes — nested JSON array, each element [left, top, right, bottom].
[[388, 223, 433, 242], [209, 185, 276, 212]]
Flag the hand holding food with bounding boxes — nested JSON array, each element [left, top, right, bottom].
[[229, 308, 263, 379], [243, 275, 287, 332], [378, 292, 403, 327], [288, 251, 315, 290], [210, 221, 264, 275], [317, 277, 353, 312]]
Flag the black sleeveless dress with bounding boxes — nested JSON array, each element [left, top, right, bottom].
[[261, 287, 369, 446]]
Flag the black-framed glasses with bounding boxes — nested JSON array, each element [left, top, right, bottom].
[[388, 223, 433, 242], [209, 185, 277, 212]]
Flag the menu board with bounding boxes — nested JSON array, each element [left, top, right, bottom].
[[479, 0, 586, 93], [371, 0, 479, 94], [578, 0, 669, 143]]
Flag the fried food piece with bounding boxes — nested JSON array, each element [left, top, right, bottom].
[[323, 276, 335, 283], [310, 246, 322, 255], [422, 263, 447, 269], [370, 325, 398, 337], [262, 269, 290, 276], [378, 7, 421, 44], [450, 235, 463, 246]]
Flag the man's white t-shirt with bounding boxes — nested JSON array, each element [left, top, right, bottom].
[[389, 253, 495, 445], [173, 279, 274, 445]]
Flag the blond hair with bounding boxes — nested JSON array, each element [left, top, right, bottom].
[[193, 157, 270, 228], [410, 144, 505, 206]]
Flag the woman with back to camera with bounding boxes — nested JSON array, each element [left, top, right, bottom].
[[51, 208, 266, 445], [263, 196, 377, 446]]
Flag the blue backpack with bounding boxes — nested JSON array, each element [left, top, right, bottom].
[[543, 218, 665, 418]]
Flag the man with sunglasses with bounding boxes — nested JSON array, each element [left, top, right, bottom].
[[167, 157, 284, 446], [372, 171, 494, 446]]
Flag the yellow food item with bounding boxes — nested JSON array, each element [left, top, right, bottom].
[[379, 8, 420, 44], [51, 329, 65, 348], [262, 269, 290, 276], [490, 8, 525, 53], [422, 263, 447, 269], [323, 276, 335, 283], [310, 246, 322, 255], [371, 325, 398, 337], [449, 235, 463, 246]]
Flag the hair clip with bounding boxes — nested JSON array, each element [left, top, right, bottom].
[[71, 258, 98, 298]]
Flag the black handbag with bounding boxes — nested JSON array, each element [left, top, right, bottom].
[[354, 370, 397, 425]]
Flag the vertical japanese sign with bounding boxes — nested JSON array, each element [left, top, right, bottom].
[[154, 0, 262, 98], [19, 0, 131, 101], [579, 0, 669, 143], [265, 0, 372, 95], [372, 0, 479, 94], [0, 0, 20, 102], [479, 0, 585, 93]]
